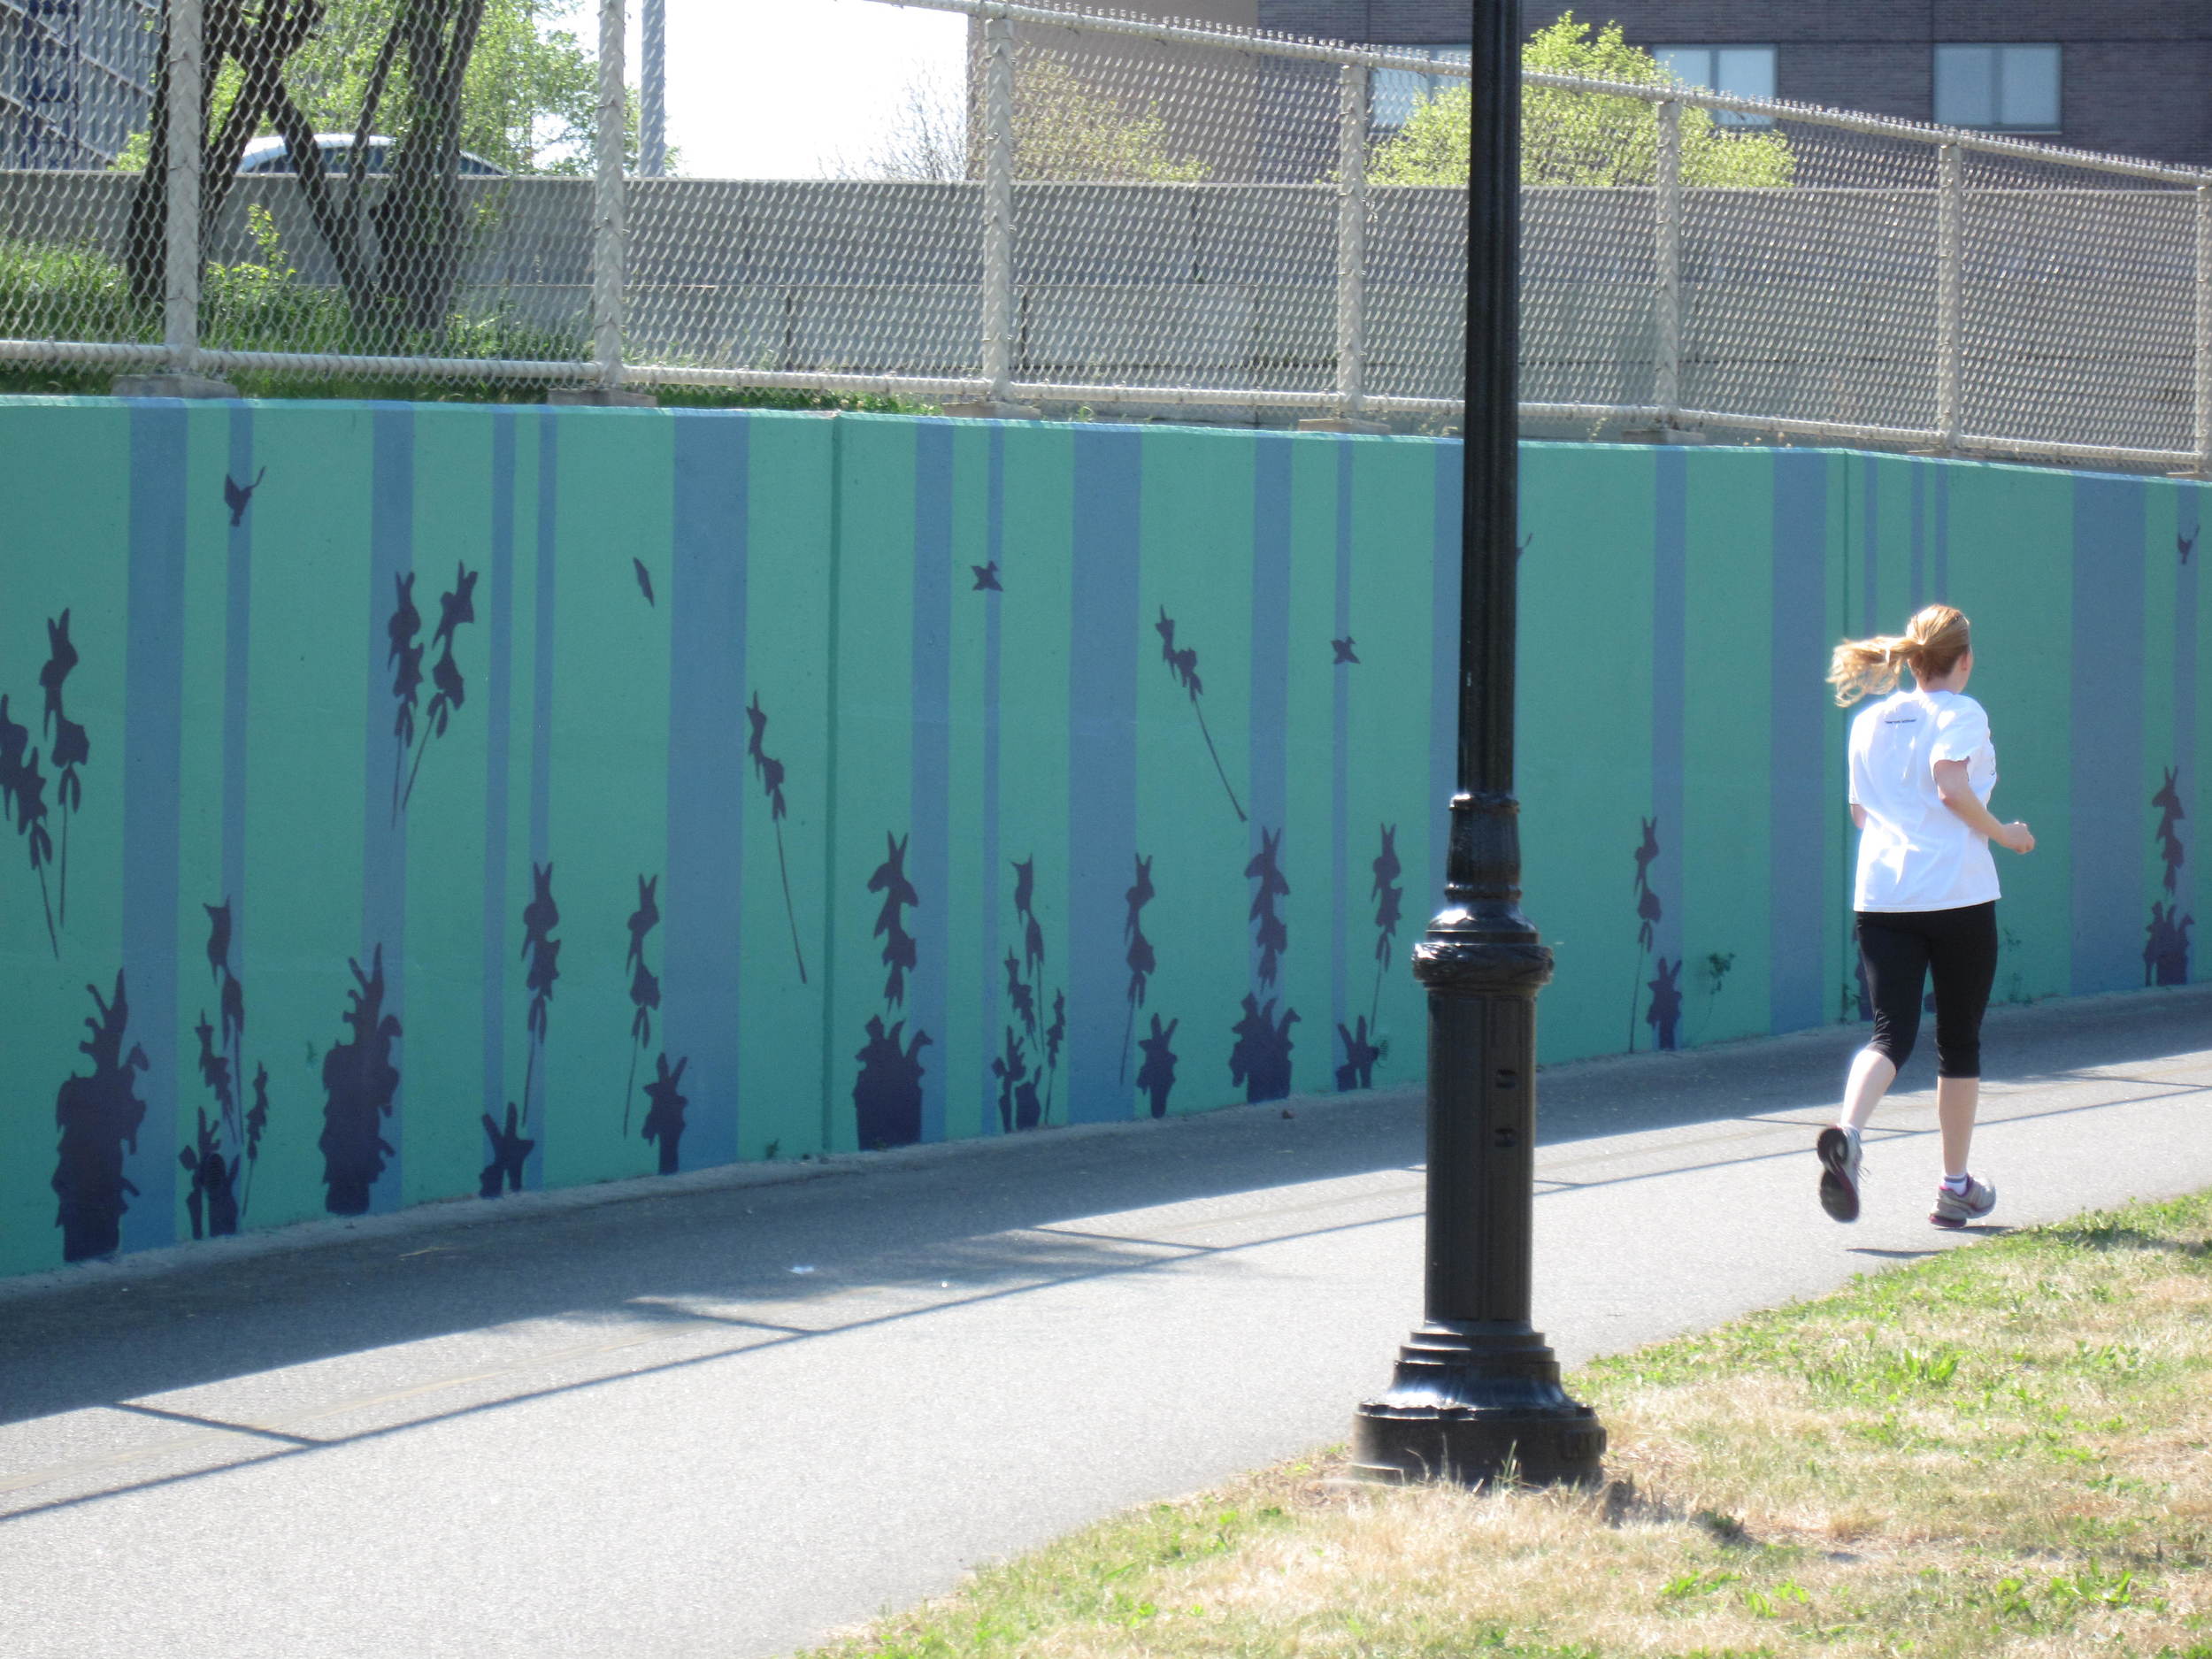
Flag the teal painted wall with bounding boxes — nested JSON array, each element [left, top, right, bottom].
[[1, 403, 2204, 1276]]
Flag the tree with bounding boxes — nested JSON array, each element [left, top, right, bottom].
[[845, 56, 1210, 183], [124, 0, 622, 327], [1369, 13, 1793, 188]]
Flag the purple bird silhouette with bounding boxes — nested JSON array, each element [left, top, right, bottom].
[[1331, 636, 1359, 665], [972, 562, 1002, 592], [224, 467, 266, 526], [633, 558, 656, 605]]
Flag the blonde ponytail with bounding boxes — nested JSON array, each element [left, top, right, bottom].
[[1828, 603, 1971, 706]]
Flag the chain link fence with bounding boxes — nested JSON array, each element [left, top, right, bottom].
[[1, 0, 2208, 470]]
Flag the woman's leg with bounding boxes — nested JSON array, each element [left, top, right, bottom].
[[1929, 902, 2001, 1177], [1841, 914, 1928, 1130]]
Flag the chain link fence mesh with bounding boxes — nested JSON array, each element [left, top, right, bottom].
[[0, 0, 2206, 469]]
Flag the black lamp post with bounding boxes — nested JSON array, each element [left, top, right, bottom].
[[1348, 0, 1605, 1487]]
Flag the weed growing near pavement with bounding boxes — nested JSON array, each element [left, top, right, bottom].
[[806, 1193, 2212, 1658]]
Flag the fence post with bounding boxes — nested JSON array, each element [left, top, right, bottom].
[[947, 14, 1037, 419], [554, 0, 652, 403], [1934, 141, 1962, 451], [1653, 97, 1683, 429], [2195, 183, 2211, 476], [116, 0, 234, 396], [1301, 62, 1386, 433], [641, 0, 666, 178]]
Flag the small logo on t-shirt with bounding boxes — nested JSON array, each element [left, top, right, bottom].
[[1882, 713, 1919, 726]]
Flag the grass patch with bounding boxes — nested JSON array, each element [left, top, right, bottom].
[[809, 1194, 2212, 1658]]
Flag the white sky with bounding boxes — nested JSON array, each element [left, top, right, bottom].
[[659, 0, 968, 179]]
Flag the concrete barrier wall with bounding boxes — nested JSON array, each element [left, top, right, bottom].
[[0, 401, 2203, 1277]]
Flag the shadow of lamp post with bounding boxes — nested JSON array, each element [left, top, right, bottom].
[[1348, 0, 1607, 1486]]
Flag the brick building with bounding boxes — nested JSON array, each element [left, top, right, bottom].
[[1128, 2, 2212, 168]]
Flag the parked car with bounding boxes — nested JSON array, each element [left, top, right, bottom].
[[236, 135, 507, 176]]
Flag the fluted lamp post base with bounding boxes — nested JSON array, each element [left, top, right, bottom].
[[1352, 1320, 1605, 1486]]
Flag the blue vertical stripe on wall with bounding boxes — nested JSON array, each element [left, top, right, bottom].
[[979, 427, 1005, 1132], [481, 412, 515, 1164], [1649, 449, 1687, 1015], [1331, 442, 1353, 1084], [526, 413, 557, 1184], [910, 421, 954, 1141], [1770, 452, 1829, 1032], [1249, 436, 1292, 996], [118, 404, 188, 1255], [222, 406, 253, 946], [1066, 428, 1142, 1123], [361, 408, 414, 1212], [2070, 476, 2146, 994], [664, 412, 750, 1165], [2174, 489, 2199, 967], [1430, 443, 1458, 913]]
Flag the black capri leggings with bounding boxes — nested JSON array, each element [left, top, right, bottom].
[[1856, 902, 2000, 1079]]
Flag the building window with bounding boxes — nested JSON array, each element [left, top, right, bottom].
[[1934, 44, 2061, 133], [1371, 46, 1471, 131], [1653, 45, 1776, 127]]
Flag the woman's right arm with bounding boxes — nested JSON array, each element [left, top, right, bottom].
[[1933, 759, 2034, 853]]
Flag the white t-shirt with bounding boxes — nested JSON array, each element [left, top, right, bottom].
[[1847, 688, 2000, 912]]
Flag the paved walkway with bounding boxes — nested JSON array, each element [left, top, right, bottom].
[[4, 985, 2208, 1659]]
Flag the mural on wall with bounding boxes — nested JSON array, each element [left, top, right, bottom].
[[1231, 827, 1297, 1103], [746, 692, 809, 983], [1, 611, 77, 955], [2148, 765, 2192, 987], [1336, 824, 1403, 1093], [1156, 607, 1245, 824], [319, 947, 401, 1216], [40, 611, 88, 935], [622, 875, 662, 1133], [10, 407, 2211, 1280], [52, 972, 150, 1262], [856, 832, 931, 1148], [480, 1102, 534, 1198], [518, 861, 561, 1132], [401, 563, 477, 812], [224, 467, 265, 526], [180, 899, 267, 1237], [1120, 853, 1156, 1084], [1629, 816, 1678, 1051], [989, 856, 1064, 1133]]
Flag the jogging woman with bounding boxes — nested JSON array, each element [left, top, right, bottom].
[[1817, 603, 2035, 1228]]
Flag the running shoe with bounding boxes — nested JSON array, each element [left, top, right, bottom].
[[1816, 1126, 1862, 1223], [1930, 1176, 1997, 1229]]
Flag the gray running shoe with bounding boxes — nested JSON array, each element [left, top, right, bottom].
[[1931, 1176, 1996, 1229], [1816, 1126, 1862, 1223]]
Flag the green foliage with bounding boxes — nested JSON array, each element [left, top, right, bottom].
[[0, 227, 921, 410], [1369, 13, 1794, 188], [1014, 60, 1209, 182], [113, 0, 637, 177]]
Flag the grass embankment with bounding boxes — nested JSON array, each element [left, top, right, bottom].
[[812, 1194, 2212, 1658]]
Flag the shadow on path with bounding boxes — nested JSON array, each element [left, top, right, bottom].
[[4, 985, 2205, 1443]]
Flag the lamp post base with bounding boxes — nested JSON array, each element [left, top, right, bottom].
[[1350, 1319, 1605, 1486]]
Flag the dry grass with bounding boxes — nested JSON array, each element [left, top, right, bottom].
[[807, 1194, 2212, 1658]]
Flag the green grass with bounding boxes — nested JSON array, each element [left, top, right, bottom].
[[805, 1194, 2212, 1658]]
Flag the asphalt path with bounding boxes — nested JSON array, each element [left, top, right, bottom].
[[3, 984, 2208, 1659]]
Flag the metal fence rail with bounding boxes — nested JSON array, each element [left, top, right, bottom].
[[0, 0, 2206, 472]]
